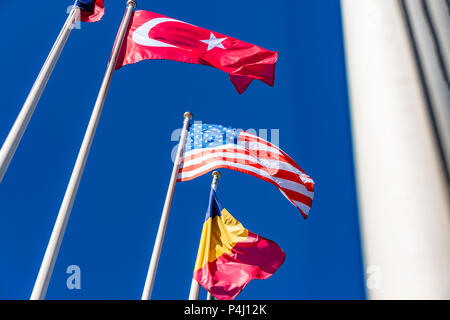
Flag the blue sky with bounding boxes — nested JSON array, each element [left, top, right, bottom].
[[0, 0, 366, 299]]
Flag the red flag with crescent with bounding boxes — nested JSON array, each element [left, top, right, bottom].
[[115, 10, 278, 94]]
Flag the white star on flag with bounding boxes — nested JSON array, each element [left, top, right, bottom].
[[200, 32, 227, 51]]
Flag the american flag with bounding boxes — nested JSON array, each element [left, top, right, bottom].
[[178, 123, 315, 218]]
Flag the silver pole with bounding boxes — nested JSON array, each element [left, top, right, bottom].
[[211, 171, 221, 191], [30, 0, 137, 300], [0, 6, 80, 183], [189, 171, 221, 300], [141, 112, 193, 300]]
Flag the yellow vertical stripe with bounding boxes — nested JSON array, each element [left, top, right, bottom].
[[194, 208, 248, 272]]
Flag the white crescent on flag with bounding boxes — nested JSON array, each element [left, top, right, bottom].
[[132, 17, 193, 48]]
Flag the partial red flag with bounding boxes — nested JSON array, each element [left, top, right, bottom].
[[76, 0, 105, 23], [116, 10, 278, 94]]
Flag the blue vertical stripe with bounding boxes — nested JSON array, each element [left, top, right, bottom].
[[75, 0, 96, 12]]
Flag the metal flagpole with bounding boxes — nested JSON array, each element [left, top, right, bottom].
[[204, 171, 220, 301], [188, 171, 221, 300], [141, 112, 193, 300], [0, 5, 81, 184], [30, 0, 137, 300]]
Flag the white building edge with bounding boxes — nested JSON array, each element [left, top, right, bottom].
[[341, 0, 450, 299]]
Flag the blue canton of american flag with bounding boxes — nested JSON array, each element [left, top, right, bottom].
[[185, 123, 242, 151], [178, 122, 315, 218]]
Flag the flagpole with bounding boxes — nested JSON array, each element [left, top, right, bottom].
[[0, 5, 81, 184], [141, 112, 193, 300], [30, 0, 137, 300], [188, 171, 221, 300]]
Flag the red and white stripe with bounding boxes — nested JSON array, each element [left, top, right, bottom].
[[178, 131, 314, 218]]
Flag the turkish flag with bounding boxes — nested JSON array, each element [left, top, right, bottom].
[[115, 11, 278, 94]]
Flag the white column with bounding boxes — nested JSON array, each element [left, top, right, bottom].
[[403, 0, 450, 177], [341, 0, 450, 299], [423, 0, 450, 77]]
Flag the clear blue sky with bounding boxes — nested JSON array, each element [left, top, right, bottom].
[[0, 0, 366, 299]]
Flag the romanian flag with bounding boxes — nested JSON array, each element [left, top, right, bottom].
[[193, 189, 285, 300]]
